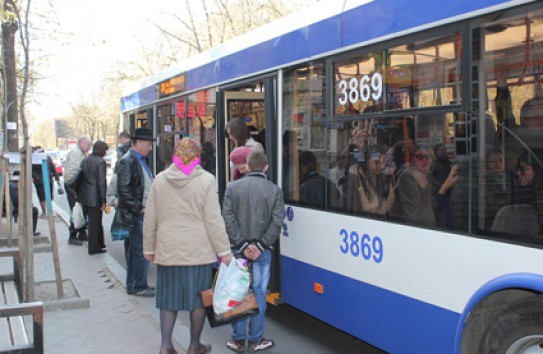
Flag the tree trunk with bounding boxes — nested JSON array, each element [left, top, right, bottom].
[[2, 0, 19, 152]]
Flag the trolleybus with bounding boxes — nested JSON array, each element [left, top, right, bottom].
[[120, 0, 543, 352]]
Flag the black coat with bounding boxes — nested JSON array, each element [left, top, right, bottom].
[[77, 154, 107, 207], [112, 150, 144, 230], [32, 155, 59, 185]]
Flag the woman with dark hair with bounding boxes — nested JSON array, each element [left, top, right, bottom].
[[77, 140, 108, 254], [390, 143, 457, 228], [225, 118, 264, 152], [226, 118, 264, 180]]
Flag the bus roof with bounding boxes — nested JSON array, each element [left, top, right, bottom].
[[121, 0, 533, 112]]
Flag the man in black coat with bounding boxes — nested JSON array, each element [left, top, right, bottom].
[[111, 128, 156, 297]]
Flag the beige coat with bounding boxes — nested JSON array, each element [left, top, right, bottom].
[[63, 146, 85, 182], [143, 164, 231, 266]]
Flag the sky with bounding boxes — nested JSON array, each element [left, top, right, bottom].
[[27, 0, 177, 120], [26, 0, 322, 122]]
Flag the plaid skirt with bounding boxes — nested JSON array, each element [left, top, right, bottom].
[[156, 264, 213, 311]]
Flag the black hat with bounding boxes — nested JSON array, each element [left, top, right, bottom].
[[132, 128, 155, 142]]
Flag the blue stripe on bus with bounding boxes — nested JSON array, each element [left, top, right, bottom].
[[342, 0, 516, 47], [121, 0, 516, 107], [281, 255, 459, 354]]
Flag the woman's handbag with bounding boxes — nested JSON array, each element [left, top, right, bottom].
[[67, 169, 83, 193], [200, 258, 259, 327]]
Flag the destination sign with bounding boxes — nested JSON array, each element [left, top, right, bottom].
[[158, 74, 186, 98]]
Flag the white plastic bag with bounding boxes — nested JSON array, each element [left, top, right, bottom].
[[213, 258, 250, 315], [72, 202, 86, 229]]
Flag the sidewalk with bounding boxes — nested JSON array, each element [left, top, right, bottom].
[[1, 213, 176, 354]]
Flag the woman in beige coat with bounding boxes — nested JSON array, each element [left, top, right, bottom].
[[143, 138, 233, 354]]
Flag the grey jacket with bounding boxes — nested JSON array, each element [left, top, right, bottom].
[[222, 171, 285, 250]]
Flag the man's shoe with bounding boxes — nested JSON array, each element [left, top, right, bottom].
[[33, 232, 41, 236], [247, 339, 273, 353], [68, 238, 83, 245], [226, 339, 246, 353], [131, 288, 156, 297]]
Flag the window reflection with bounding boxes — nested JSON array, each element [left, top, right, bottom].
[[479, 10, 543, 243], [334, 32, 462, 116]]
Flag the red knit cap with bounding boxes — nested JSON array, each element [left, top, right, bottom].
[[229, 146, 253, 164]]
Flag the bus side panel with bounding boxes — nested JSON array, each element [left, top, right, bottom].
[[281, 255, 459, 354]]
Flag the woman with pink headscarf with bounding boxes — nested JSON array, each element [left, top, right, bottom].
[[143, 137, 233, 354]]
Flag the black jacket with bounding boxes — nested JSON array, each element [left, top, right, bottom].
[[113, 150, 144, 230], [77, 154, 107, 208], [32, 155, 59, 185]]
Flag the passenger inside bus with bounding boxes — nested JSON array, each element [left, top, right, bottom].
[[488, 67, 543, 237], [299, 150, 335, 209]]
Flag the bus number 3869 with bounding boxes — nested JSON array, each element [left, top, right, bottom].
[[339, 229, 383, 263], [337, 73, 383, 106]]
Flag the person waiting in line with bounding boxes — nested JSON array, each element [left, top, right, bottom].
[[390, 144, 457, 228], [77, 141, 108, 255], [111, 128, 156, 297], [299, 150, 336, 209], [115, 131, 131, 173], [229, 146, 253, 181], [64, 136, 93, 245], [9, 171, 40, 236], [31, 146, 63, 218], [222, 150, 284, 353], [143, 138, 233, 354]]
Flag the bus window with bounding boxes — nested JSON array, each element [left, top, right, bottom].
[[479, 9, 543, 243], [283, 62, 333, 209], [334, 32, 462, 117], [188, 90, 216, 175], [325, 113, 469, 231]]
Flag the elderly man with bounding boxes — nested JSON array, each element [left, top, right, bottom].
[[64, 136, 92, 245], [111, 128, 156, 297]]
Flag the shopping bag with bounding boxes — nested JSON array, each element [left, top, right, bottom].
[[201, 289, 258, 328], [72, 202, 86, 229], [110, 210, 129, 241], [212, 258, 250, 315]]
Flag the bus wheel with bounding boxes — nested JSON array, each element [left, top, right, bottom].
[[479, 295, 543, 354]]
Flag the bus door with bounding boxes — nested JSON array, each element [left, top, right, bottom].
[[216, 77, 281, 302]]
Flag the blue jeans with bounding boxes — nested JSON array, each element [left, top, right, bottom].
[[231, 249, 272, 342], [125, 213, 149, 292]]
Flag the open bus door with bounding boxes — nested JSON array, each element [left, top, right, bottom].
[[216, 77, 281, 304]]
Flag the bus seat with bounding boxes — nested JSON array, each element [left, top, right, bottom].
[[490, 204, 540, 237]]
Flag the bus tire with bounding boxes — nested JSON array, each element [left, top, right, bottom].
[[478, 295, 543, 354]]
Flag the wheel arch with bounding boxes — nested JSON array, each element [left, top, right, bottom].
[[455, 273, 543, 354]]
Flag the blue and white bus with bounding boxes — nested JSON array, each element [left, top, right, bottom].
[[120, 1, 543, 352]]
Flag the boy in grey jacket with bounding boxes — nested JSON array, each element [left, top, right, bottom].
[[222, 151, 284, 353]]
